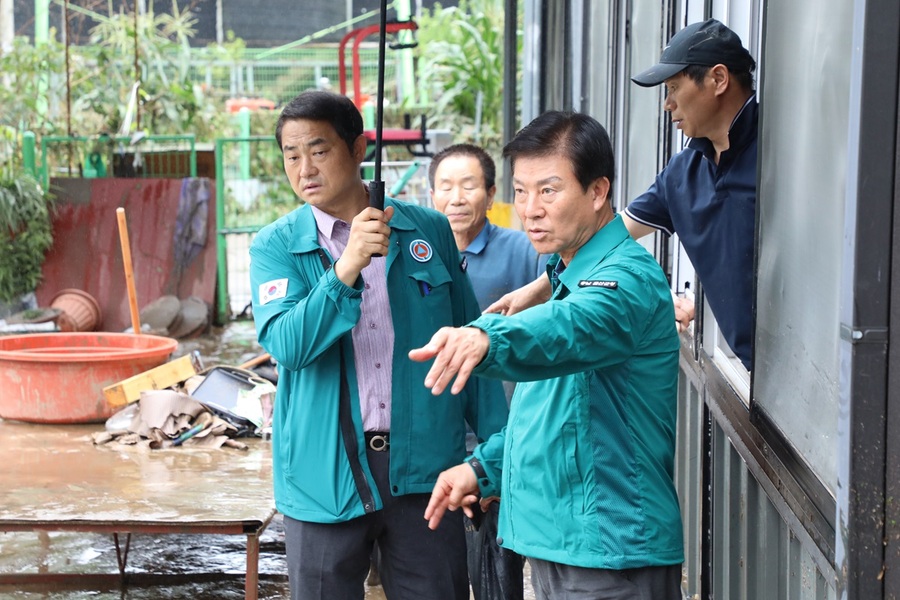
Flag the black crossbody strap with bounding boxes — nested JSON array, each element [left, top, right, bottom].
[[318, 248, 376, 514]]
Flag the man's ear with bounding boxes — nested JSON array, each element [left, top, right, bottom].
[[591, 177, 611, 212], [353, 134, 368, 162], [710, 64, 730, 95], [486, 185, 497, 211]]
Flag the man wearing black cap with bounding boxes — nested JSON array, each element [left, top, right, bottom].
[[627, 18, 757, 371], [488, 19, 757, 371]]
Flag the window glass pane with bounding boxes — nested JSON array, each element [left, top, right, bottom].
[[753, 0, 852, 494]]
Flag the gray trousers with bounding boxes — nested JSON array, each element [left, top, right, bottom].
[[529, 558, 683, 600], [283, 446, 469, 600]]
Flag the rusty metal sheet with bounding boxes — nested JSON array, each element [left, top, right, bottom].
[[35, 178, 218, 332]]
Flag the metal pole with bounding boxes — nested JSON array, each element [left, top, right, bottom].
[[133, 0, 140, 131], [214, 139, 229, 323], [396, 0, 415, 105], [238, 108, 250, 180], [34, 0, 50, 119], [22, 132, 36, 177], [367, 0, 388, 212]]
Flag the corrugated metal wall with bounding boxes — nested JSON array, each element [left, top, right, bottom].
[[677, 354, 838, 598], [708, 415, 836, 599], [675, 357, 704, 597]]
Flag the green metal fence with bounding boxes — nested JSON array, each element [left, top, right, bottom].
[[214, 135, 292, 322], [39, 135, 197, 189]]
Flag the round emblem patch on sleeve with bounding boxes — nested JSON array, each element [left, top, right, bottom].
[[409, 239, 433, 262]]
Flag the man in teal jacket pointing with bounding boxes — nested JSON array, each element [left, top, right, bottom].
[[411, 111, 684, 599], [251, 91, 508, 600]]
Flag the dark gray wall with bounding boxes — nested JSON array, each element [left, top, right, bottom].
[[13, 0, 452, 47], [221, 0, 344, 46]]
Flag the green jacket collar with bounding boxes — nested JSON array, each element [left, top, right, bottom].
[[557, 214, 629, 290]]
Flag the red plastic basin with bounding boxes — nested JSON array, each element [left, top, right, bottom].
[[0, 332, 178, 424]]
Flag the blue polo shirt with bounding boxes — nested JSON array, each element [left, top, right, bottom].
[[625, 97, 757, 370], [462, 220, 549, 311]]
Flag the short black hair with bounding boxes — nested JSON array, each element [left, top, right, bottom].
[[428, 143, 496, 190], [275, 91, 363, 152], [502, 111, 615, 192], [682, 63, 756, 92]]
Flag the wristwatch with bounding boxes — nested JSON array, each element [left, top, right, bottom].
[[467, 456, 488, 480]]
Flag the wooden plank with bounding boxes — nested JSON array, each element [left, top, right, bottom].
[[103, 353, 202, 407]]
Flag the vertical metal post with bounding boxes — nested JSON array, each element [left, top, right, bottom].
[[835, 0, 899, 597], [396, 0, 415, 105], [34, 0, 49, 118], [214, 139, 229, 324], [189, 136, 197, 178], [22, 132, 36, 178], [133, 0, 140, 132], [40, 137, 49, 189], [501, 0, 518, 199], [238, 108, 251, 180]]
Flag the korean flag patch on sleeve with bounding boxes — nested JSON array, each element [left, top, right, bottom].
[[259, 278, 288, 305]]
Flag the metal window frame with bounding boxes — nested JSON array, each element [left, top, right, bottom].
[[834, 0, 900, 596]]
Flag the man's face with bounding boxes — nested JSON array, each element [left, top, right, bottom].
[[280, 118, 365, 214], [512, 154, 609, 264], [430, 155, 495, 241], [663, 71, 718, 139]]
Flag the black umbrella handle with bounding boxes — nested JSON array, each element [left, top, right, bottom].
[[369, 180, 385, 212]]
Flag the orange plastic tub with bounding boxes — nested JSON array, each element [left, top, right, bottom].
[[0, 333, 178, 424]]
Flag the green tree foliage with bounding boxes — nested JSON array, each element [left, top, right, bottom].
[[415, 0, 514, 154], [72, 2, 229, 139], [0, 169, 53, 303], [0, 36, 68, 135]]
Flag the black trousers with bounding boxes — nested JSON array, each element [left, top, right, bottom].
[[284, 446, 469, 600]]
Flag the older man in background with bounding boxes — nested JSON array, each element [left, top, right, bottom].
[[430, 143, 546, 311]]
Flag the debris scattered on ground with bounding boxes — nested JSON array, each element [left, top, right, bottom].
[[93, 389, 248, 451]]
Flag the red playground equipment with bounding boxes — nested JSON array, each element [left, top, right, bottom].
[[338, 20, 432, 160]]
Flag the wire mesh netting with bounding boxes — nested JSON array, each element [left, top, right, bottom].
[[186, 45, 396, 109]]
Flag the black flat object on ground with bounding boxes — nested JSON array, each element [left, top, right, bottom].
[[191, 366, 260, 435]]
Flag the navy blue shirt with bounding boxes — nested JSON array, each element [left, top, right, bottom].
[[625, 97, 757, 370]]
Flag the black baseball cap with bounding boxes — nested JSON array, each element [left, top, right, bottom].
[[631, 19, 755, 87]]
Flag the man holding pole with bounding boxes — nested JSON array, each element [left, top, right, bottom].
[[250, 90, 507, 600]]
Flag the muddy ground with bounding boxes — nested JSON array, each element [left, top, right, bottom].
[[0, 320, 534, 599]]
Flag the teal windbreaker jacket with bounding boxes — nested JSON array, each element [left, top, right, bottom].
[[470, 216, 684, 570], [251, 198, 508, 524]]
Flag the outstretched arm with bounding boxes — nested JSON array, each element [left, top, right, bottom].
[[483, 272, 551, 316], [408, 326, 490, 395]]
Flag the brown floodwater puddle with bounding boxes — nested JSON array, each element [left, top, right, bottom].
[[0, 319, 533, 599]]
